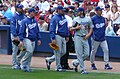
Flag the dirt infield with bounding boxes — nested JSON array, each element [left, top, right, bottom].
[[0, 54, 120, 73]]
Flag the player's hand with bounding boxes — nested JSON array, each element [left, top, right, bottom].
[[70, 27, 75, 31], [75, 24, 81, 30], [52, 40, 56, 44], [18, 41, 23, 47], [38, 40, 41, 46], [84, 34, 90, 40], [66, 37, 69, 43]]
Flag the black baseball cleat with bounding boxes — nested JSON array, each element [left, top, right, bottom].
[[91, 64, 97, 70], [104, 64, 112, 70], [45, 58, 51, 70], [73, 63, 78, 72]]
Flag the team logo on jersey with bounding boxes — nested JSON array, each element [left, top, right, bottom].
[[95, 23, 105, 28], [59, 19, 67, 25], [28, 23, 37, 29], [18, 20, 22, 26]]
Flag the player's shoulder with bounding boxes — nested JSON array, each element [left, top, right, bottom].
[[85, 16, 91, 20], [91, 14, 100, 21], [51, 14, 60, 21], [52, 14, 58, 18], [21, 17, 28, 23]]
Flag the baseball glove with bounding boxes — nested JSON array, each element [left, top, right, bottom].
[[12, 40, 20, 46], [12, 40, 26, 51], [19, 46, 26, 51], [49, 43, 59, 50]]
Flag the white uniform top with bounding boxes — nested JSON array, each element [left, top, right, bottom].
[[72, 16, 93, 36]]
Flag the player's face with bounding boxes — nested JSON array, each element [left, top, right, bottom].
[[96, 10, 102, 16], [29, 12, 36, 18], [58, 10, 64, 15], [17, 8, 23, 14], [77, 11, 84, 17]]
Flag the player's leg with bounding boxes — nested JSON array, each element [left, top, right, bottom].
[[54, 35, 64, 71], [100, 40, 112, 70], [72, 59, 79, 72], [74, 36, 88, 74], [90, 38, 100, 70], [16, 50, 26, 67], [61, 34, 73, 70], [60, 37, 67, 70], [45, 55, 55, 70], [82, 39, 89, 60], [21, 38, 34, 72], [11, 34, 19, 69]]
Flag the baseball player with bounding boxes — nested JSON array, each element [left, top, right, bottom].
[[71, 7, 93, 74], [90, 6, 112, 70], [60, 7, 74, 70], [18, 8, 41, 72], [10, 4, 25, 69], [45, 5, 69, 71]]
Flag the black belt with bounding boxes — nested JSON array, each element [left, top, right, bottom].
[[76, 35, 86, 37]]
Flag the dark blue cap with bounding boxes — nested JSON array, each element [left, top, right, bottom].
[[57, 5, 65, 11], [76, 7, 84, 12], [28, 8, 36, 13], [16, 4, 24, 9], [95, 6, 103, 11], [68, 6, 75, 10]]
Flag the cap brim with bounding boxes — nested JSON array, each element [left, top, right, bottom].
[[96, 8, 104, 11]]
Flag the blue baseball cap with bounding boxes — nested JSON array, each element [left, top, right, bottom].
[[57, 5, 65, 11], [28, 8, 36, 13], [16, 4, 24, 9], [68, 6, 75, 10], [95, 6, 103, 11], [76, 7, 84, 12]]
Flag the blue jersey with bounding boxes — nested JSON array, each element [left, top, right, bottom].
[[49, 14, 69, 40], [19, 16, 41, 42], [91, 14, 106, 41], [10, 12, 25, 37]]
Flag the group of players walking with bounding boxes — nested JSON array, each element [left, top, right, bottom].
[[10, 3, 112, 74]]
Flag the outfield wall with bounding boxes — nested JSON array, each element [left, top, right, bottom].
[[0, 25, 120, 58]]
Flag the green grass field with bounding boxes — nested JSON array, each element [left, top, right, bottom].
[[0, 65, 120, 79]]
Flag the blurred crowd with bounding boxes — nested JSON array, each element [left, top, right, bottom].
[[0, 0, 120, 36]]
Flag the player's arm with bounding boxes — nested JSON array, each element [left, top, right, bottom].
[[49, 17, 57, 44], [84, 18, 94, 40], [36, 22, 42, 46], [70, 19, 81, 31], [10, 17, 18, 40], [18, 20, 26, 47]]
